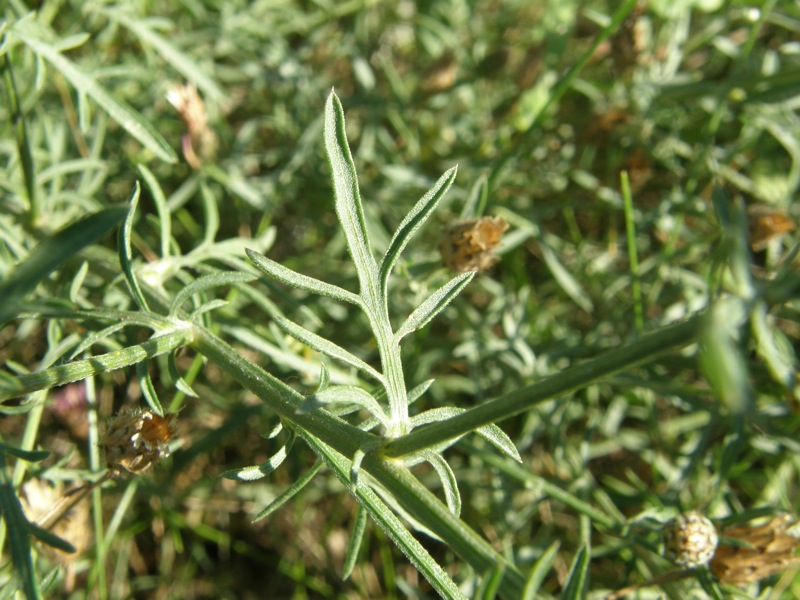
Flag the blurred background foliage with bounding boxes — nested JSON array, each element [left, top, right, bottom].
[[2, 0, 800, 597]]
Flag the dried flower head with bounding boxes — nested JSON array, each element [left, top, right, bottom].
[[663, 511, 719, 568], [710, 514, 800, 585], [747, 204, 795, 251], [440, 216, 508, 273], [166, 83, 218, 169], [101, 407, 177, 477]]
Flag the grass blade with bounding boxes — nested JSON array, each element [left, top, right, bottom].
[[560, 545, 589, 600], [1, 53, 37, 223], [522, 541, 560, 600]]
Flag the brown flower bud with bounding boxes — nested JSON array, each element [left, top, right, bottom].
[[166, 83, 218, 169], [440, 216, 508, 273]]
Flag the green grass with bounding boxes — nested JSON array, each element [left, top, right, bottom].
[[2, 0, 800, 598]]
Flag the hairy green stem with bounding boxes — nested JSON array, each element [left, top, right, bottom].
[[382, 314, 704, 459], [372, 312, 409, 436], [0, 327, 195, 403], [190, 327, 378, 453]]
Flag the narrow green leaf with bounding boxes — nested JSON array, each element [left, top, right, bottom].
[[539, 239, 593, 313], [476, 565, 505, 600], [118, 182, 150, 311], [379, 166, 457, 296], [560, 545, 589, 600], [246, 248, 360, 306], [394, 272, 474, 342], [317, 363, 331, 392], [461, 174, 489, 220], [137, 164, 171, 258], [220, 438, 293, 482], [411, 407, 521, 463], [136, 361, 164, 417], [0, 206, 127, 325], [199, 181, 220, 246], [522, 541, 560, 600], [620, 171, 644, 333], [189, 299, 229, 320], [102, 8, 225, 102], [1, 53, 37, 221], [299, 432, 468, 600], [68, 261, 89, 303], [0, 443, 48, 462], [252, 461, 324, 523], [168, 354, 199, 398], [25, 520, 76, 554], [0, 456, 41, 600], [13, 29, 177, 163], [343, 503, 368, 580], [169, 272, 257, 317], [264, 421, 284, 440], [407, 379, 434, 405], [68, 323, 126, 360], [422, 451, 461, 516], [274, 315, 384, 383], [324, 91, 379, 293], [299, 386, 389, 427]]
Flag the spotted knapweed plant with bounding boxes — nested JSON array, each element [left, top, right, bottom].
[[1, 90, 717, 599]]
